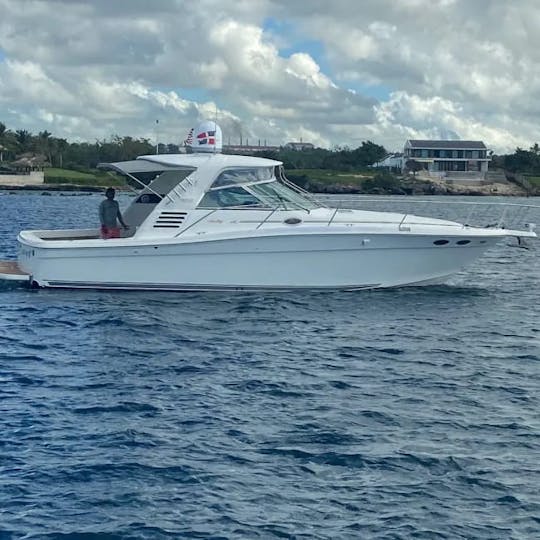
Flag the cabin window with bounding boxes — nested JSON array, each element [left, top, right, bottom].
[[211, 167, 274, 188], [136, 193, 163, 204], [197, 186, 264, 208]]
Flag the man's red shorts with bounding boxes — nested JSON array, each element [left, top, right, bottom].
[[101, 226, 121, 239]]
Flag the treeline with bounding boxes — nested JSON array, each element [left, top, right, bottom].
[[0, 121, 387, 171], [3, 120, 540, 176], [250, 141, 388, 171], [491, 143, 540, 175], [0, 122, 158, 170]]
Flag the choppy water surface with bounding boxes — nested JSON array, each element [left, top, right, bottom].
[[0, 192, 539, 539]]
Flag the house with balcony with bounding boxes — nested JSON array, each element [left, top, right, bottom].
[[403, 140, 491, 180]]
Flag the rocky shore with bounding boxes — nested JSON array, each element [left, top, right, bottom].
[[296, 175, 531, 197]]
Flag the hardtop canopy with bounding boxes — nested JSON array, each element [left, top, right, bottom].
[[98, 153, 282, 183]]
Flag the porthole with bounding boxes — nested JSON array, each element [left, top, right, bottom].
[[456, 239, 471, 245], [433, 239, 449, 246], [284, 217, 302, 225]]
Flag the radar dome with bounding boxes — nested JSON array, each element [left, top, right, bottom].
[[190, 120, 222, 153]]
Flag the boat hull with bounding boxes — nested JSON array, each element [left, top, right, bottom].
[[17, 232, 501, 290]]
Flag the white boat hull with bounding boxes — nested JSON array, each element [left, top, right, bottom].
[[17, 232, 501, 290], [9, 147, 538, 292]]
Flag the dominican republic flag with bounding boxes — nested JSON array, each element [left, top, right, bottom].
[[197, 130, 216, 145]]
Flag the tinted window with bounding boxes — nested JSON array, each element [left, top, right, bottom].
[[211, 167, 274, 188], [136, 193, 162, 203], [198, 186, 264, 208]]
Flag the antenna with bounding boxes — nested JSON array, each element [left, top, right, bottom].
[[155, 119, 159, 154]]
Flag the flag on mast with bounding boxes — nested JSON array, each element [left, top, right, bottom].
[[184, 127, 194, 146]]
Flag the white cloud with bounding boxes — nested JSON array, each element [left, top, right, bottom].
[[372, 92, 529, 152]]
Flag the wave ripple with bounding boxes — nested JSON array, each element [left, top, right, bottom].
[[1, 193, 540, 539]]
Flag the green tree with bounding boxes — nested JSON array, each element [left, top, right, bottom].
[[0, 123, 17, 161], [504, 148, 539, 173], [15, 129, 33, 152], [405, 159, 424, 176], [0, 122, 6, 162], [54, 138, 69, 168], [352, 141, 387, 167], [36, 130, 53, 164]]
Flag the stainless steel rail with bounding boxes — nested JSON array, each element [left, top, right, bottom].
[[316, 196, 540, 231]]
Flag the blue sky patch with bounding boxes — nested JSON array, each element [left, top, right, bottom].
[[262, 18, 390, 103], [263, 17, 331, 75], [345, 82, 392, 102], [175, 87, 212, 104]]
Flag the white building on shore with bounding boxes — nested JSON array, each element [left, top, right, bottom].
[[403, 140, 491, 177], [372, 153, 404, 171]]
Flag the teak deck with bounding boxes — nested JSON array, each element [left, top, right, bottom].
[[0, 260, 30, 281]]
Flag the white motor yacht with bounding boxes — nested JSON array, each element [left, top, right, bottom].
[[1, 120, 537, 290]]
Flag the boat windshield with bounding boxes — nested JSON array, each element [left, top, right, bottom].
[[211, 167, 274, 188], [198, 186, 264, 208], [198, 166, 320, 210], [248, 181, 319, 210]]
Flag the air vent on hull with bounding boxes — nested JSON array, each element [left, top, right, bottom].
[[153, 211, 187, 228]]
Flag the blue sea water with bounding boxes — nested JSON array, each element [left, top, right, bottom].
[[0, 192, 539, 539]]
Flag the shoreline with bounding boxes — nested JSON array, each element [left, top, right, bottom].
[[299, 181, 531, 197], [0, 181, 534, 197], [0, 183, 126, 193]]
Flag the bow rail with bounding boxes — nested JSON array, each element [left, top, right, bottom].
[[316, 195, 540, 232]]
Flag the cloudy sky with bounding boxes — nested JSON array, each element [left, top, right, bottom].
[[0, 0, 538, 152]]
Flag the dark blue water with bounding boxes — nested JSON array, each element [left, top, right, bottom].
[[1, 192, 539, 539]]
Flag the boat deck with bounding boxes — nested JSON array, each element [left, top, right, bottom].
[[42, 234, 100, 241], [0, 260, 30, 282]]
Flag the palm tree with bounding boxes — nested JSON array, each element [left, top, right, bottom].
[[38, 130, 53, 164], [0, 122, 6, 162], [0, 124, 17, 162], [55, 138, 68, 168], [15, 129, 33, 152]]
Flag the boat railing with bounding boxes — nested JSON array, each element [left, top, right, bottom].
[[279, 167, 324, 208], [317, 195, 540, 232], [256, 208, 279, 230]]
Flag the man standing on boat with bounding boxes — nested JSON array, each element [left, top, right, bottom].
[[99, 187, 128, 239]]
